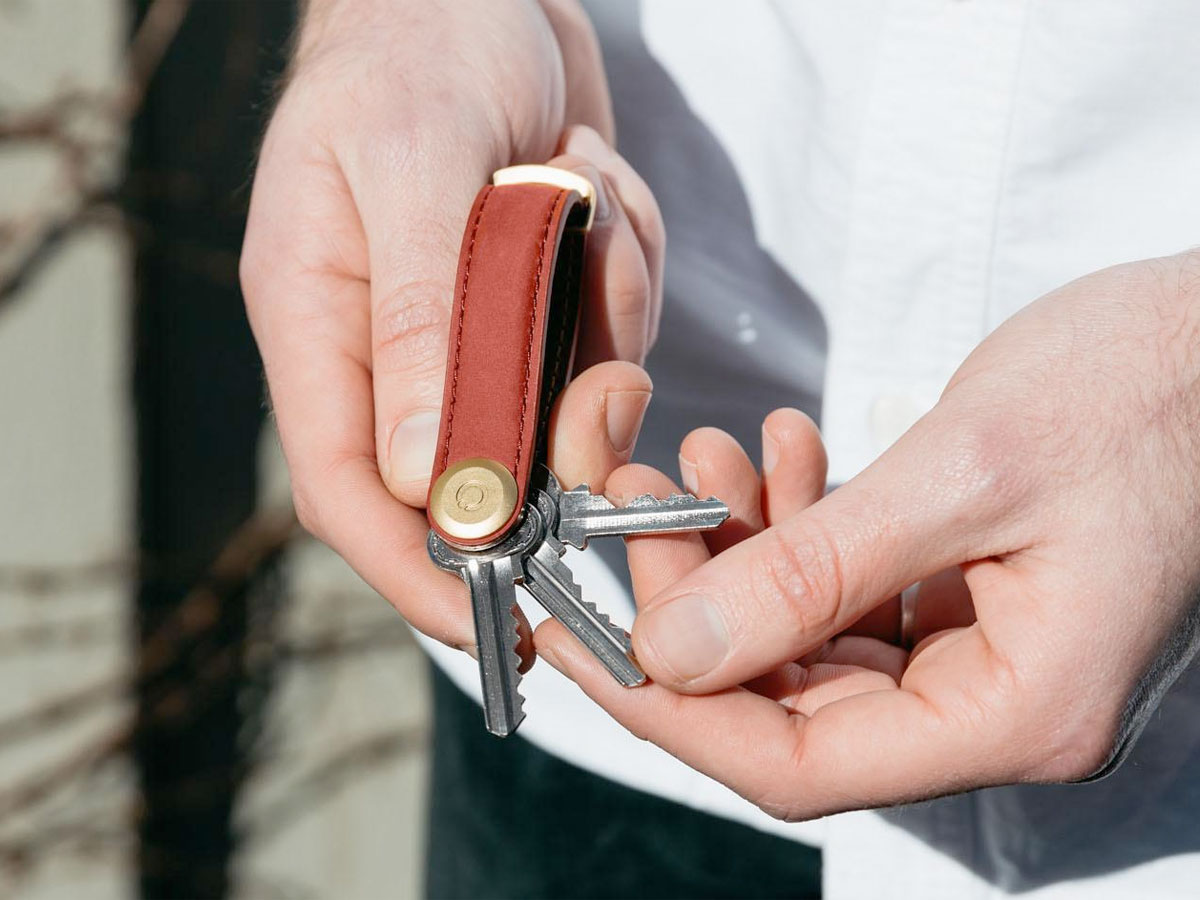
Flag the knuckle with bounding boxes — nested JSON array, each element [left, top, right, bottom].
[[752, 720, 813, 822], [291, 485, 327, 543], [747, 524, 845, 641], [937, 411, 1038, 526], [1033, 705, 1122, 782], [604, 268, 650, 322], [372, 280, 451, 382]]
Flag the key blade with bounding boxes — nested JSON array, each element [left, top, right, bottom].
[[556, 487, 730, 549], [464, 556, 526, 737], [521, 538, 645, 687]]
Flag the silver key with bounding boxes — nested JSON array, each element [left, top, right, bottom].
[[550, 478, 731, 550], [520, 489, 645, 686], [428, 510, 542, 737], [429, 466, 729, 736]]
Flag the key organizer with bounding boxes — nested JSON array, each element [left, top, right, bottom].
[[425, 166, 728, 736]]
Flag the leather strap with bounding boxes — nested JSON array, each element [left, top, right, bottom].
[[427, 180, 588, 547]]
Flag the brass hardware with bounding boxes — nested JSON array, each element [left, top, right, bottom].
[[492, 165, 596, 231], [429, 457, 519, 542]]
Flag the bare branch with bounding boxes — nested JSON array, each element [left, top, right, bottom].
[[0, 0, 194, 306], [238, 726, 430, 845]]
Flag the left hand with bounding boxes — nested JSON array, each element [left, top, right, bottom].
[[535, 251, 1200, 820]]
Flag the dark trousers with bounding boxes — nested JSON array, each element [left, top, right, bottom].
[[425, 667, 822, 899]]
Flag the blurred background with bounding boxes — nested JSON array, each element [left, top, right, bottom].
[[0, 1, 433, 897]]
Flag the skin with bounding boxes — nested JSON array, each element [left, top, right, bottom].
[[246, 1, 1200, 820], [537, 252, 1200, 820], [240, 0, 664, 667]]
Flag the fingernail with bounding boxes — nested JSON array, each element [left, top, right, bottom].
[[606, 390, 650, 455], [388, 410, 440, 485], [679, 455, 699, 494], [639, 594, 730, 682], [762, 427, 780, 476]]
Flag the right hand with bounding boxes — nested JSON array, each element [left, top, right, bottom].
[[239, 0, 665, 663]]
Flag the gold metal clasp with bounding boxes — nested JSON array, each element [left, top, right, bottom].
[[429, 457, 520, 543], [492, 164, 596, 231]]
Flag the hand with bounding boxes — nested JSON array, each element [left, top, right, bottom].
[[239, 0, 664, 664], [536, 251, 1200, 819]]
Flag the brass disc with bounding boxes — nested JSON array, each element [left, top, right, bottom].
[[429, 457, 519, 542]]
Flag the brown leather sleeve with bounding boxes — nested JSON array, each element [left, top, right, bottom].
[[427, 181, 587, 546]]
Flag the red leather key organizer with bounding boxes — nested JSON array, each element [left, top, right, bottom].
[[426, 166, 595, 548], [424, 166, 729, 736]]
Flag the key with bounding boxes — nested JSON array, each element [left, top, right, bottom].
[[463, 555, 525, 735], [505, 471, 726, 691], [548, 475, 731, 550], [519, 488, 646, 687], [428, 511, 543, 737]]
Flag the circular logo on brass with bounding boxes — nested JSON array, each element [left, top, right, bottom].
[[429, 458, 519, 542], [454, 481, 486, 512]]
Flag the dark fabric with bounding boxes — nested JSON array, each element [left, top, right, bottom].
[[425, 666, 822, 900]]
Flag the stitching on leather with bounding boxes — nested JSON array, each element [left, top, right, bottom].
[[440, 185, 493, 469], [515, 191, 565, 479]]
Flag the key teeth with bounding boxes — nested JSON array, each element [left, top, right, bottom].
[[578, 596, 634, 650], [625, 492, 721, 507], [627, 493, 660, 507], [506, 609, 525, 700], [504, 605, 526, 721], [533, 545, 633, 650]]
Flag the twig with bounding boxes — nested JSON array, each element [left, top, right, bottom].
[[0, 554, 134, 596], [0, 0, 193, 306], [237, 725, 430, 845], [0, 506, 300, 820]]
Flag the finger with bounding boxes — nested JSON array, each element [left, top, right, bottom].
[[630, 399, 1035, 692], [678, 427, 763, 553], [242, 126, 532, 666], [913, 566, 977, 644], [562, 125, 665, 348], [547, 153, 652, 368], [760, 408, 827, 527], [745, 636, 906, 707], [544, 360, 652, 492], [604, 464, 709, 608], [538, 0, 615, 141], [798, 635, 909, 683], [843, 567, 976, 645], [334, 120, 499, 507], [539, 619, 1026, 820], [746, 662, 900, 717], [842, 595, 903, 642]]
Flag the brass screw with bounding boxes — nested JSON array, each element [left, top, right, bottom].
[[429, 458, 519, 542]]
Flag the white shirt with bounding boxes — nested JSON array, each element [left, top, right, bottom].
[[423, 2, 1200, 897]]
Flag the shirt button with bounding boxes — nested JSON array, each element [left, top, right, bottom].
[[870, 393, 928, 452]]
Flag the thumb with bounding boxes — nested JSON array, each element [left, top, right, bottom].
[[344, 136, 500, 506], [362, 140, 643, 505], [631, 402, 1034, 692]]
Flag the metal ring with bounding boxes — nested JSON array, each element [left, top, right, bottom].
[[900, 582, 920, 650]]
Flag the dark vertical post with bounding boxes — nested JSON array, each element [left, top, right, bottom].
[[125, 2, 294, 895]]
